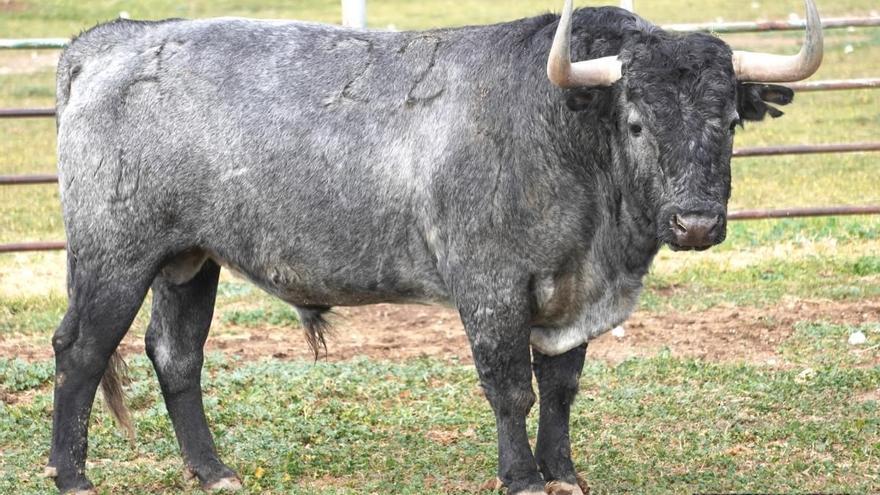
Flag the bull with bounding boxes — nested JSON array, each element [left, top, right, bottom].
[[47, 0, 823, 493]]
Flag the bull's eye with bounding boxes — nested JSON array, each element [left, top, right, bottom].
[[629, 124, 643, 137]]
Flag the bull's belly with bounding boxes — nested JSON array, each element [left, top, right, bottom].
[[211, 252, 451, 308], [529, 283, 642, 356]]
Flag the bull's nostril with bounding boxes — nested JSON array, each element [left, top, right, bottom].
[[672, 214, 688, 233]]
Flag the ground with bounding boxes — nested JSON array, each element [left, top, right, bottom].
[[3, 298, 880, 366]]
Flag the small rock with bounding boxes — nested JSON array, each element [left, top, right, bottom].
[[848, 331, 867, 346], [611, 326, 626, 338]]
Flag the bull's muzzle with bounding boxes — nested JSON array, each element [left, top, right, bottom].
[[667, 209, 727, 251]]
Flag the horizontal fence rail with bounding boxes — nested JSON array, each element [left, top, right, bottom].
[[729, 206, 880, 220], [0, 38, 68, 49], [1, 140, 876, 188], [664, 16, 880, 34], [6, 204, 880, 253], [734, 142, 880, 157], [0, 108, 55, 118], [0, 242, 66, 253], [0, 174, 58, 185], [1, 15, 879, 51], [787, 78, 880, 92], [1, 77, 878, 122]]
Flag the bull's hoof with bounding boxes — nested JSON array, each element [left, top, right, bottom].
[[546, 476, 590, 495], [575, 475, 590, 494], [183, 464, 242, 492], [50, 467, 96, 495], [479, 478, 549, 495], [183, 466, 198, 482], [480, 478, 504, 492], [204, 477, 243, 492], [545, 481, 585, 495]]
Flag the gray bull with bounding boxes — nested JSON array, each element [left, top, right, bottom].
[[47, 0, 823, 493]]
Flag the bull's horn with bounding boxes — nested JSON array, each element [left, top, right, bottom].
[[733, 0, 824, 82], [547, 0, 623, 88]]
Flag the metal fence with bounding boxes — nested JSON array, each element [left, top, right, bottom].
[[1, 13, 879, 253]]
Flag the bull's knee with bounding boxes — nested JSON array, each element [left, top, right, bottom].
[[509, 386, 537, 416], [483, 381, 536, 418], [471, 344, 536, 416], [51, 311, 80, 355]]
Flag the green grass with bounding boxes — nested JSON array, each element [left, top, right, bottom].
[[0, 292, 66, 335], [780, 322, 880, 367], [2, 348, 878, 494], [642, 248, 880, 310], [221, 304, 300, 329]]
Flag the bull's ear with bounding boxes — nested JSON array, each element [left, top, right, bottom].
[[737, 83, 795, 122]]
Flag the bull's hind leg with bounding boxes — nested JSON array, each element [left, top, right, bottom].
[[48, 253, 157, 494], [144, 259, 241, 491], [532, 344, 589, 495]]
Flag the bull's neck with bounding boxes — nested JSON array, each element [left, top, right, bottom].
[[558, 111, 661, 277], [605, 138, 662, 275]]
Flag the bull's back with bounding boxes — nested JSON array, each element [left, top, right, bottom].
[[56, 18, 461, 305]]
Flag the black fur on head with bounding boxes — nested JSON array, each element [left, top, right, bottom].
[[562, 8, 794, 250]]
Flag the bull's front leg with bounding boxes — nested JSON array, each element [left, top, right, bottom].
[[456, 285, 545, 495], [533, 344, 589, 495]]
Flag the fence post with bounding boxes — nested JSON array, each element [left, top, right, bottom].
[[342, 0, 367, 28], [620, 0, 634, 12]]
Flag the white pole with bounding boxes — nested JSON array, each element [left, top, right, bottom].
[[342, 0, 367, 29], [620, 0, 634, 12]]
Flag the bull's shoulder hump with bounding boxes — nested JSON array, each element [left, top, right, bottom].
[[67, 18, 184, 49]]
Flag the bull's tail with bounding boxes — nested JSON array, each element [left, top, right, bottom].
[[100, 351, 135, 443], [296, 305, 333, 360]]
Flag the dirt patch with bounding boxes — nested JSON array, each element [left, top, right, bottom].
[[0, 0, 27, 13], [199, 297, 880, 366], [2, 298, 878, 366], [855, 387, 880, 403], [591, 298, 879, 365], [0, 384, 47, 405]]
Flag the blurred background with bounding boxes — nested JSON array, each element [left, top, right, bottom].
[[1, 1, 878, 494]]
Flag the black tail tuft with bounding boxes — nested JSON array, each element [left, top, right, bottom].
[[100, 351, 135, 444], [295, 305, 333, 360]]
